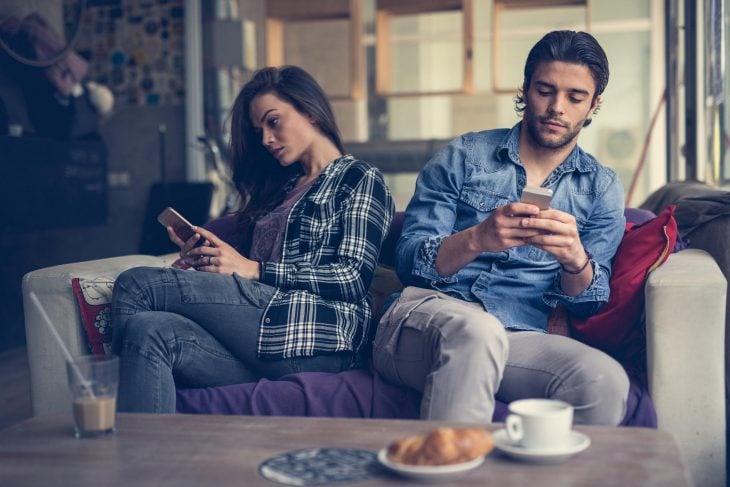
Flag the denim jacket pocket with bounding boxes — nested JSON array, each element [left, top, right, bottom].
[[459, 188, 510, 213], [525, 245, 556, 263], [456, 189, 510, 231]]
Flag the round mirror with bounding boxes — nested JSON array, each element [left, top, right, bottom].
[[0, 0, 87, 67]]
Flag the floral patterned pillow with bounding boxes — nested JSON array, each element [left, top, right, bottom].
[[71, 277, 115, 355], [70, 260, 190, 354]]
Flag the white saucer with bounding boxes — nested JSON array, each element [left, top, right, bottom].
[[377, 448, 485, 481], [492, 429, 590, 464]]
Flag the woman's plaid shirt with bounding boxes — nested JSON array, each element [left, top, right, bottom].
[[257, 155, 394, 359]]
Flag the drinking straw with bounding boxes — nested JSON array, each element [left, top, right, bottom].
[[29, 292, 96, 400]]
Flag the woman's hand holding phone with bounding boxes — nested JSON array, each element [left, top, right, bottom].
[[157, 207, 198, 242], [183, 226, 260, 279], [156, 208, 259, 279], [165, 225, 207, 252], [157, 207, 211, 261]]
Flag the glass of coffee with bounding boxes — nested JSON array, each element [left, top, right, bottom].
[[66, 355, 119, 438]]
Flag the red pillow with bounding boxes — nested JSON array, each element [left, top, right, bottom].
[[71, 277, 115, 355], [569, 205, 678, 368], [70, 260, 191, 354]]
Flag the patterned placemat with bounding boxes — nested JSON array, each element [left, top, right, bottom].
[[258, 448, 380, 486]]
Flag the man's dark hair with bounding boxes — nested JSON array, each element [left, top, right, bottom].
[[514, 30, 609, 126]]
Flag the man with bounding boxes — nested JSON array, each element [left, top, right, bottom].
[[372, 30, 628, 425]]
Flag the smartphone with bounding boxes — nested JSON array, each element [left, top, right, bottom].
[[520, 186, 553, 210], [157, 207, 197, 241]]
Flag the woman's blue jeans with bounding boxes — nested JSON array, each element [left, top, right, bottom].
[[111, 266, 351, 413]]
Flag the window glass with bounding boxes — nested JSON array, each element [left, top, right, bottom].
[[366, 1, 657, 203], [587, 31, 653, 200], [199, 1, 664, 205], [389, 12, 464, 93], [591, 0, 650, 21], [284, 20, 352, 98]]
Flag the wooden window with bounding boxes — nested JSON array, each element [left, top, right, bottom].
[[265, 0, 364, 100], [375, 0, 475, 97], [491, 0, 591, 94]]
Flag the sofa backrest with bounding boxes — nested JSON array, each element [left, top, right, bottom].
[[378, 212, 404, 268]]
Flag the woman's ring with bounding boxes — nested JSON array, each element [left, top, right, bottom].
[[207, 256, 212, 265]]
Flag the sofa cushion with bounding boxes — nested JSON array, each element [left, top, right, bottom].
[[548, 208, 673, 336], [176, 368, 421, 419], [175, 368, 656, 427], [569, 205, 679, 370], [71, 259, 187, 355], [71, 276, 115, 355]]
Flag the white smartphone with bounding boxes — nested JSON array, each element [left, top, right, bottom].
[[157, 207, 197, 241], [520, 186, 553, 210]]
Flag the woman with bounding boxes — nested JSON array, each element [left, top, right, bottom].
[[111, 66, 394, 413]]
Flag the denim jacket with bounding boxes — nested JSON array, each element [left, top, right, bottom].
[[395, 123, 625, 332]]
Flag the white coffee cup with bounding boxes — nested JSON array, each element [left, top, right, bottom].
[[505, 399, 574, 450]]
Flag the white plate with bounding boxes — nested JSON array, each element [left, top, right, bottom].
[[493, 429, 590, 464], [377, 448, 485, 481]]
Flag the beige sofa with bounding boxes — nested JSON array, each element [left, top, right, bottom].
[[641, 182, 730, 483], [22, 248, 727, 486]]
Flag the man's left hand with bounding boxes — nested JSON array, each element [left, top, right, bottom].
[[518, 208, 586, 270]]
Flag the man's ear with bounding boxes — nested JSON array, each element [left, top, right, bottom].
[[590, 95, 602, 115]]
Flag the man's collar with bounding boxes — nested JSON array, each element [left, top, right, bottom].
[[495, 121, 592, 173], [495, 123, 522, 163]]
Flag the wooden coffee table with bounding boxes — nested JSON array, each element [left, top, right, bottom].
[[0, 414, 691, 486]]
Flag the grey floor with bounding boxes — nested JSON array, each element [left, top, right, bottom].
[[0, 347, 32, 430]]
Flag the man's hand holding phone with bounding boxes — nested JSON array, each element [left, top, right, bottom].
[[512, 189, 586, 269], [520, 186, 553, 211], [513, 186, 554, 236]]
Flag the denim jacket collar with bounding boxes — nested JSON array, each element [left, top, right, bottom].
[[496, 122, 595, 185]]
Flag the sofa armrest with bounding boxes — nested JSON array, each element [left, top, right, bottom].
[[22, 254, 170, 416], [645, 248, 727, 487]]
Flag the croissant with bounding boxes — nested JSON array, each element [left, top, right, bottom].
[[387, 427, 494, 466]]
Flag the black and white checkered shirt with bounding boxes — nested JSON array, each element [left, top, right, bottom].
[[258, 155, 394, 359]]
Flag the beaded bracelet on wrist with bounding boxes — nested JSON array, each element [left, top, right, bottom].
[[560, 250, 592, 275]]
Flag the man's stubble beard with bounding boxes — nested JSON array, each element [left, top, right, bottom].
[[523, 106, 588, 150]]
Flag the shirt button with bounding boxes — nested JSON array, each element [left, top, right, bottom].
[[264, 318, 271, 324], [431, 281, 437, 286], [479, 202, 485, 209]]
